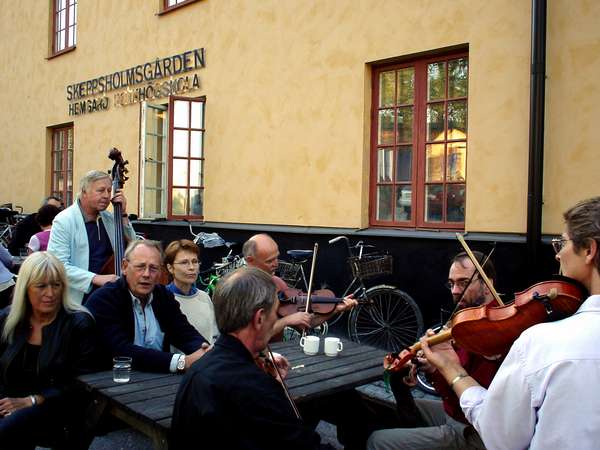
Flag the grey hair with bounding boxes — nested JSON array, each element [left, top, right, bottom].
[[564, 196, 600, 272], [1, 252, 91, 344], [124, 239, 164, 263], [79, 170, 111, 194], [242, 239, 257, 258], [212, 267, 277, 334]]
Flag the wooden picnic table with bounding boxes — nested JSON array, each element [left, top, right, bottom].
[[77, 338, 387, 449]]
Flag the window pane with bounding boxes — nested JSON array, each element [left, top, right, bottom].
[[67, 150, 73, 170], [191, 102, 203, 128], [397, 68, 414, 105], [190, 189, 203, 216], [66, 172, 73, 191], [146, 135, 157, 160], [72, 25, 77, 45], [378, 109, 394, 145], [396, 146, 412, 182], [145, 161, 164, 188], [396, 106, 413, 143], [68, 4, 75, 25], [447, 142, 466, 182], [190, 160, 202, 186], [395, 186, 412, 221], [190, 131, 203, 158], [448, 58, 468, 98], [173, 129, 189, 157], [144, 189, 163, 216], [426, 144, 444, 182], [174, 101, 189, 128], [57, 172, 64, 191], [447, 184, 465, 222], [58, 0, 66, 10], [67, 129, 73, 149], [54, 151, 63, 171], [377, 148, 393, 182], [376, 185, 392, 221], [425, 184, 443, 222], [66, 191, 73, 205], [59, 9, 66, 30], [172, 159, 188, 185], [171, 188, 187, 215], [448, 100, 467, 139], [427, 103, 445, 141], [156, 134, 166, 160], [58, 30, 65, 51], [68, 26, 75, 47], [379, 71, 395, 107], [427, 62, 446, 101]]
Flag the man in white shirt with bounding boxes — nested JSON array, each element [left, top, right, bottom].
[[421, 196, 600, 450]]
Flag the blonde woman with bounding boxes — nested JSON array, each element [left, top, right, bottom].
[[0, 252, 96, 449]]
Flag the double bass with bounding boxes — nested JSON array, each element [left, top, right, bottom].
[[100, 148, 129, 276]]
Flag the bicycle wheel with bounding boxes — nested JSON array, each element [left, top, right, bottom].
[[282, 322, 329, 342], [348, 285, 423, 352], [416, 324, 442, 397]]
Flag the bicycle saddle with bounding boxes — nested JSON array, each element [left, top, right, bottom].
[[286, 250, 313, 261]]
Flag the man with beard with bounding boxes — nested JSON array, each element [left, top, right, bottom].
[[367, 251, 501, 450]]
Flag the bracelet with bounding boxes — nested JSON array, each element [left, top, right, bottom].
[[449, 373, 469, 388], [30, 395, 37, 406]]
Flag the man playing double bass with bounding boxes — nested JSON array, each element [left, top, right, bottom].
[[368, 251, 502, 450], [421, 197, 600, 450], [48, 170, 136, 304]]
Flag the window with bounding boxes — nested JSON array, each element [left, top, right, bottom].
[[140, 97, 205, 219], [141, 104, 168, 218], [53, 0, 77, 54], [162, 0, 200, 13], [169, 96, 205, 218], [51, 126, 74, 205], [370, 52, 468, 228]]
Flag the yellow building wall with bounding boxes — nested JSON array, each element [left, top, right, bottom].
[[2, 0, 593, 234], [543, 0, 600, 234]]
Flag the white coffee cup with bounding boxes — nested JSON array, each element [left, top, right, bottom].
[[299, 335, 320, 355], [324, 337, 343, 356]]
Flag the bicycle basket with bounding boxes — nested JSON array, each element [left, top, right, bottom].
[[277, 260, 303, 287], [348, 253, 393, 280], [214, 256, 246, 277]]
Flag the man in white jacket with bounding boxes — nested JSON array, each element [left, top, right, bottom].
[[48, 170, 136, 304]]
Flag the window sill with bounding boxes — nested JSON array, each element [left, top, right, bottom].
[[158, 0, 202, 16], [47, 46, 76, 60]]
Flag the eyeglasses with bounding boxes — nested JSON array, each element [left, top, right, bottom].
[[130, 263, 161, 274], [551, 237, 572, 254], [445, 278, 478, 291], [172, 259, 200, 267]]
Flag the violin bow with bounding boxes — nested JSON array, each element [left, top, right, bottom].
[[301, 243, 319, 340], [266, 345, 302, 420], [456, 233, 504, 306]]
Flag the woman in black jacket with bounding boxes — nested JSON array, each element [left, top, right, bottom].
[[0, 251, 97, 449]]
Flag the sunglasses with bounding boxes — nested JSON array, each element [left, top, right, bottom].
[[551, 237, 571, 254]]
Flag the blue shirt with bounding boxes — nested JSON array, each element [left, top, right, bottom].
[[130, 292, 165, 351], [166, 282, 198, 296]]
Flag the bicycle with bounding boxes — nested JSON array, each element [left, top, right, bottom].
[[185, 220, 245, 295], [0, 205, 24, 248], [277, 236, 424, 352]]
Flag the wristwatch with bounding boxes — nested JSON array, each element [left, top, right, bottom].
[[176, 354, 186, 372]]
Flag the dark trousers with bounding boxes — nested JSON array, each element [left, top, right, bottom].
[[0, 400, 89, 450], [0, 285, 13, 310]]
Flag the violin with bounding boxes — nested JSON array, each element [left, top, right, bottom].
[[277, 288, 368, 316], [100, 148, 129, 276], [384, 235, 586, 373]]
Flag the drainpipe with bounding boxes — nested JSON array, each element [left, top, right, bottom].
[[526, 0, 547, 280]]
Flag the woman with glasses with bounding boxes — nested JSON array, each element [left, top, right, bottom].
[[421, 196, 600, 450], [0, 252, 96, 449], [164, 240, 219, 344]]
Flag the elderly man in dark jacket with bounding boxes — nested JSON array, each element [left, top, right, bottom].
[[86, 240, 209, 373]]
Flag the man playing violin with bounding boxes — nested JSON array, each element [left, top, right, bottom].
[[368, 251, 502, 450], [421, 196, 600, 450], [243, 234, 356, 338], [171, 267, 335, 450], [47, 170, 136, 304]]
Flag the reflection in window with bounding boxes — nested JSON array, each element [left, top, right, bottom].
[[141, 103, 168, 218]]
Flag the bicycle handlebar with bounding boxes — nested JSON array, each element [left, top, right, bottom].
[[328, 236, 348, 245]]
